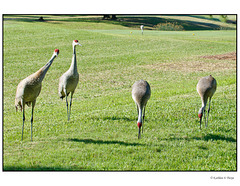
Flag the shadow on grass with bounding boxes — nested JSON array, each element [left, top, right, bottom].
[[86, 116, 136, 122], [3, 166, 89, 171], [102, 116, 135, 121], [197, 145, 209, 150], [162, 134, 236, 143], [68, 138, 144, 146], [193, 134, 236, 142], [186, 15, 222, 22]]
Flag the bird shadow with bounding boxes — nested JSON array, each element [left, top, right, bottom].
[[160, 133, 236, 143], [3, 165, 88, 171], [86, 116, 136, 122], [192, 134, 236, 143], [102, 116, 135, 122], [67, 138, 145, 146]]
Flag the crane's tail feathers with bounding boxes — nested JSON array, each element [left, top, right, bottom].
[[60, 95, 65, 99]]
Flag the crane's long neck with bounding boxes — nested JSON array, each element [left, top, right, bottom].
[[69, 45, 78, 74], [199, 97, 207, 114], [138, 106, 143, 123], [37, 54, 56, 82]]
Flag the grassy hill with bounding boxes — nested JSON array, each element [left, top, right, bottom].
[[4, 14, 237, 30], [3, 15, 236, 171]]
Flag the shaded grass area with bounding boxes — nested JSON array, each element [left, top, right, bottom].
[[68, 138, 145, 146], [3, 15, 236, 171], [4, 14, 236, 30], [4, 131, 236, 171]]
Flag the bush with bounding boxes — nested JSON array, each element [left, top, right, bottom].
[[154, 22, 184, 31]]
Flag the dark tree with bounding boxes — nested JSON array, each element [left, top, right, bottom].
[[102, 15, 117, 20], [111, 15, 117, 20], [38, 17, 44, 21], [103, 15, 110, 20]]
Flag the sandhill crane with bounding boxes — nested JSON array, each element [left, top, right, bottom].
[[15, 49, 59, 141], [132, 80, 151, 139], [58, 40, 82, 121], [197, 75, 217, 129], [140, 25, 144, 35]]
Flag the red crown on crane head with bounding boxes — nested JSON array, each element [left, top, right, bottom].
[[54, 49, 59, 54]]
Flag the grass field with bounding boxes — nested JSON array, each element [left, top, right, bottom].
[[3, 15, 237, 171]]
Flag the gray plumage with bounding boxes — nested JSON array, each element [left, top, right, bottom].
[[15, 49, 59, 141], [58, 40, 82, 121], [197, 75, 217, 129], [132, 79, 151, 139]]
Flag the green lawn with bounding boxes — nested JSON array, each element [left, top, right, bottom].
[[3, 15, 236, 171]]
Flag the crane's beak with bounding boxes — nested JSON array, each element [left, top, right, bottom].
[[77, 43, 82, 46], [199, 117, 202, 129], [198, 113, 203, 130], [138, 128, 141, 139]]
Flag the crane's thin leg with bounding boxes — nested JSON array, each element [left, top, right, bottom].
[[31, 100, 36, 142], [69, 92, 74, 121], [204, 109, 206, 127], [21, 101, 25, 141], [206, 97, 212, 128], [66, 95, 69, 121], [64, 89, 69, 121]]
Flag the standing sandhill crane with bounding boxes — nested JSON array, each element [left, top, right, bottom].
[[132, 80, 151, 139], [58, 40, 82, 121], [140, 25, 144, 35], [197, 75, 217, 129], [15, 49, 59, 141]]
